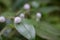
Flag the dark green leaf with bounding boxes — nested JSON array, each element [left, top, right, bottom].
[[12, 0, 27, 11], [0, 36, 2, 40], [1, 0, 11, 7]]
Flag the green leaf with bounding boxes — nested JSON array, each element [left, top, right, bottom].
[[39, 0, 50, 3], [52, 24, 60, 31], [12, 37, 21, 40], [0, 22, 6, 31], [40, 6, 59, 14], [12, 0, 27, 11], [34, 21, 60, 40], [3, 27, 12, 37], [46, 16, 60, 24], [0, 36, 2, 40], [1, 0, 11, 7], [31, 1, 40, 8], [14, 19, 35, 40], [1, 11, 15, 18]]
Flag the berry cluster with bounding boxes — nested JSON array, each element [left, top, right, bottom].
[[0, 3, 41, 24]]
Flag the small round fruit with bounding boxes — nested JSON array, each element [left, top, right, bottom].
[[0, 16, 6, 22], [20, 13, 25, 18], [24, 3, 30, 10], [36, 12, 41, 18], [14, 17, 21, 24]]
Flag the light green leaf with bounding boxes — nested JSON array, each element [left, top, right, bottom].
[[14, 19, 35, 40], [52, 24, 60, 31], [34, 21, 60, 40], [1, 11, 15, 18], [40, 6, 59, 14]]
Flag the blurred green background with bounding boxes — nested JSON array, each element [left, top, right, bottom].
[[0, 0, 60, 40]]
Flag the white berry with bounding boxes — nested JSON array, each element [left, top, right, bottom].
[[14, 17, 21, 23], [36, 12, 41, 18], [0, 16, 6, 22], [20, 13, 25, 19], [24, 3, 30, 10]]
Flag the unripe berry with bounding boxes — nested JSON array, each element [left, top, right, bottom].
[[14, 17, 21, 24], [36, 12, 41, 18], [0, 16, 6, 22], [20, 13, 25, 19], [36, 12, 42, 21], [24, 3, 30, 10]]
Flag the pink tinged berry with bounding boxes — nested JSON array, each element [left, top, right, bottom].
[[0, 16, 6, 22], [24, 3, 30, 10], [14, 17, 21, 24]]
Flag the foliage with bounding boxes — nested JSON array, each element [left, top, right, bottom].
[[0, 0, 60, 40]]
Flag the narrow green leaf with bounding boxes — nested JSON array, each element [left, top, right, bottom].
[[40, 6, 59, 14], [12, 0, 27, 11]]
